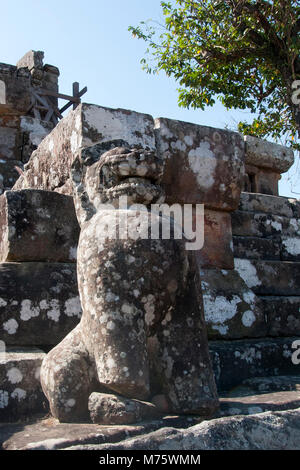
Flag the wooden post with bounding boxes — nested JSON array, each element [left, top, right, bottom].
[[72, 82, 80, 110]]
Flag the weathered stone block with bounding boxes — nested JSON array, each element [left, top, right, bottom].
[[209, 337, 300, 391], [16, 50, 44, 72], [242, 375, 300, 393], [239, 192, 297, 218], [244, 164, 280, 195], [244, 135, 294, 173], [88, 392, 161, 425], [234, 259, 300, 295], [55, 408, 300, 450], [0, 190, 80, 263], [0, 64, 32, 115], [1, 414, 200, 450], [259, 296, 300, 337], [254, 169, 280, 196], [0, 127, 19, 160], [233, 236, 280, 260], [197, 210, 234, 269], [281, 236, 300, 261], [14, 103, 156, 194], [201, 268, 266, 340], [155, 117, 244, 210], [0, 159, 23, 191], [0, 348, 48, 422], [231, 211, 285, 238], [0, 262, 82, 346], [19, 116, 54, 162], [219, 391, 300, 417]]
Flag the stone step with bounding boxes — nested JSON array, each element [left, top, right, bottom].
[[0, 348, 48, 422], [234, 259, 300, 295], [200, 268, 267, 340], [233, 236, 280, 260], [238, 192, 300, 218], [209, 337, 300, 391], [0, 189, 80, 263], [233, 235, 300, 262], [1, 414, 200, 450], [259, 296, 300, 337], [219, 390, 300, 417], [231, 210, 300, 238], [0, 262, 82, 347], [201, 268, 300, 340], [281, 236, 300, 261], [241, 375, 300, 393], [202, 266, 300, 338]]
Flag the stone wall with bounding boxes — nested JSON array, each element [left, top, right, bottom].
[[0, 51, 59, 192], [0, 190, 81, 421]]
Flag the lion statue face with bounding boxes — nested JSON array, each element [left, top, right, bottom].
[[71, 142, 165, 225]]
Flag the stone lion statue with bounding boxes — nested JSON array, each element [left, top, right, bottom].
[[40, 140, 218, 424]]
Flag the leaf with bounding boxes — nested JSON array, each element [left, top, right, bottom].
[[129, 0, 300, 144]]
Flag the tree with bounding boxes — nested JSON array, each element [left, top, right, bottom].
[[129, 0, 300, 150]]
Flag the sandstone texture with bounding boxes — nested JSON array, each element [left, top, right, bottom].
[[155, 117, 244, 210], [209, 337, 300, 391], [0, 348, 48, 422], [234, 258, 300, 296], [244, 164, 281, 195], [219, 391, 300, 417], [201, 268, 266, 340], [88, 392, 161, 425], [0, 415, 200, 450], [260, 296, 300, 337], [0, 262, 82, 346], [243, 136, 294, 196], [13, 104, 156, 194], [12, 103, 248, 273], [90, 408, 300, 450], [241, 375, 300, 393], [41, 142, 218, 424], [0, 51, 59, 191], [233, 235, 281, 260], [244, 135, 294, 173], [197, 209, 234, 269], [0, 190, 79, 262], [2, 398, 300, 450], [238, 192, 299, 218]]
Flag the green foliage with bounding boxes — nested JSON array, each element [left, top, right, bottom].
[[129, 0, 300, 149]]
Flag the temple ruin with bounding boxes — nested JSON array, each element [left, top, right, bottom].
[[0, 51, 300, 450]]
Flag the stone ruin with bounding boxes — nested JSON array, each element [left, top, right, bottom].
[[0, 51, 300, 450], [0, 50, 59, 194]]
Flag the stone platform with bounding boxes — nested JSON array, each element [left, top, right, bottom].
[[1, 399, 300, 450]]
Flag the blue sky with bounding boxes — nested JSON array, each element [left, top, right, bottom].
[[1, 0, 299, 197]]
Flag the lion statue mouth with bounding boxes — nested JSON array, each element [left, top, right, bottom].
[[71, 142, 166, 223], [98, 147, 165, 205]]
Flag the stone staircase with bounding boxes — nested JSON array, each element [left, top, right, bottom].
[[233, 192, 300, 339], [1, 189, 300, 423], [198, 192, 300, 396], [0, 189, 81, 422], [205, 192, 300, 394]]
